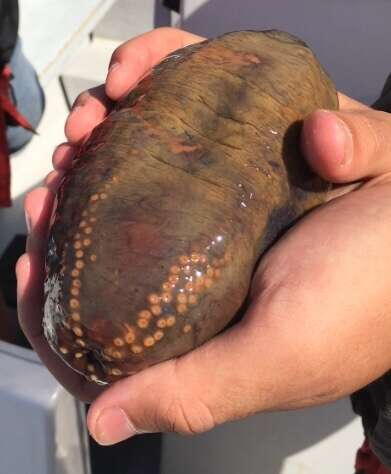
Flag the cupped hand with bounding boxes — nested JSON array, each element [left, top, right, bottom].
[[16, 28, 391, 445]]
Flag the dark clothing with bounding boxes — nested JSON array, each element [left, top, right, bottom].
[[373, 74, 391, 113], [355, 438, 391, 473], [353, 372, 391, 471], [352, 74, 391, 472], [0, 0, 19, 67]]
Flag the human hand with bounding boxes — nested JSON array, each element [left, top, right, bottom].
[[16, 28, 391, 445]]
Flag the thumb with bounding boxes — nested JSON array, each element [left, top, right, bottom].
[[301, 108, 391, 183], [87, 318, 269, 445]]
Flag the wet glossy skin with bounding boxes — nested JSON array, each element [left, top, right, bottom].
[[44, 30, 338, 384]]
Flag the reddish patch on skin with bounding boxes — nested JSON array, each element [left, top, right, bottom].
[[244, 53, 261, 64], [130, 106, 202, 159], [169, 142, 201, 154], [195, 45, 262, 68], [87, 318, 121, 344], [124, 222, 162, 256]]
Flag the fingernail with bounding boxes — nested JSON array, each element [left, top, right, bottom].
[[108, 62, 120, 74], [94, 407, 136, 446], [71, 103, 83, 112], [333, 115, 353, 166], [106, 63, 120, 87], [25, 211, 31, 234], [71, 98, 86, 111], [109, 61, 120, 72]]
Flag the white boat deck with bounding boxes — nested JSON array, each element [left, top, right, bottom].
[[19, 0, 116, 85]]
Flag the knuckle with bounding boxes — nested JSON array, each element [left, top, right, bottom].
[[156, 360, 217, 435], [163, 395, 216, 435]]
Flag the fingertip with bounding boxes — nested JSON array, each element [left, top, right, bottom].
[[105, 64, 137, 101], [16, 254, 30, 333], [88, 373, 132, 421], [105, 62, 120, 98], [90, 406, 138, 446], [65, 86, 109, 143], [24, 187, 48, 215], [52, 143, 75, 170], [16, 253, 30, 286], [44, 170, 65, 193], [87, 381, 127, 443], [16, 252, 34, 327], [64, 107, 93, 144], [302, 110, 351, 182], [105, 28, 205, 102], [86, 404, 96, 433], [64, 110, 81, 144], [24, 186, 53, 214]]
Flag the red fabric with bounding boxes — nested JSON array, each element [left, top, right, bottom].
[[356, 439, 391, 474], [0, 64, 35, 207]]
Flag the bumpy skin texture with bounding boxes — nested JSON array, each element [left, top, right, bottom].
[[44, 30, 338, 384]]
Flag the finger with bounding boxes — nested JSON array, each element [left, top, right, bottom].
[[16, 253, 102, 402], [24, 187, 55, 251], [301, 108, 391, 183], [52, 143, 76, 170], [65, 85, 112, 144], [87, 316, 272, 445], [337, 92, 368, 111], [106, 27, 204, 100], [44, 170, 65, 194]]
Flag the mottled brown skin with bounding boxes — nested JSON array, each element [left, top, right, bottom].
[[44, 30, 338, 385]]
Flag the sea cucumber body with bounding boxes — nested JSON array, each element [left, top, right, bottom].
[[44, 30, 338, 384]]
